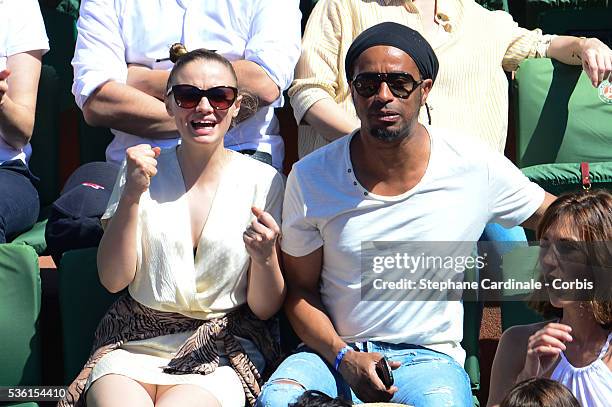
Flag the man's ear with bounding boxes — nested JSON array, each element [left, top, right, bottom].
[[420, 79, 433, 106]]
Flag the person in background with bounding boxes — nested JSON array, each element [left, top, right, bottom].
[[60, 46, 285, 407], [488, 190, 612, 407], [289, 0, 612, 246], [0, 0, 49, 243]]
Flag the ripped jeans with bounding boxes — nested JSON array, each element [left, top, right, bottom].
[[257, 342, 472, 407]]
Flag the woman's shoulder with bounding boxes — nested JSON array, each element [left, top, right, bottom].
[[500, 321, 550, 347]]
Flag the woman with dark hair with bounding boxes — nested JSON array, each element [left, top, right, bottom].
[[488, 190, 612, 407], [500, 378, 580, 407], [61, 45, 285, 407]]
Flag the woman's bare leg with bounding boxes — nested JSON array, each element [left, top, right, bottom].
[[86, 374, 156, 407], [155, 384, 221, 407]]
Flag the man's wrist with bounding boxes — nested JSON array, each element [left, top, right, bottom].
[[333, 345, 353, 371]]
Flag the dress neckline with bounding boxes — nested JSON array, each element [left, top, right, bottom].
[[557, 332, 612, 371]]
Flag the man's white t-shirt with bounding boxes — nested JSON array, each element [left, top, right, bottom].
[[0, 0, 49, 164], [281, 126, 545, 364]]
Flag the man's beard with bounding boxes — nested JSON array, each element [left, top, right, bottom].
[[370, 125, 411, 142]]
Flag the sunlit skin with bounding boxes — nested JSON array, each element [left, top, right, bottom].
[[165, 60, 242, 150], [345, 46, 435, 198]]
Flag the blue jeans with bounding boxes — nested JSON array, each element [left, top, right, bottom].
[[257, 343, 472, 407], [0, 160, 39, 243]]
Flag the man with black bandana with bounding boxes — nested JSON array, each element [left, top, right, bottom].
[[257, 23, 555, 406]]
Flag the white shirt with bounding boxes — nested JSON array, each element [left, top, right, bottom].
[[0, 0, 49, 164], [281, 127, 545, 364], [72, 0, 301, 170], [103, 148, 284, 320]]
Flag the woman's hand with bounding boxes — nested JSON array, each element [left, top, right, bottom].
[[124, 144, 161, 200], [522, 322, 573, 378], [579, 38, 612, 87], [243, 206, 280, 264]]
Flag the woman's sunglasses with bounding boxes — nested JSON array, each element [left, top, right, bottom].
[[167, 84, 238, 110], [352, 72, 423, 99]]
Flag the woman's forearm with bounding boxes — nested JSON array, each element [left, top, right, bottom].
[[304, 99, 360, 142], [246, 248, 285, 320], [97, 192, 141, 293]]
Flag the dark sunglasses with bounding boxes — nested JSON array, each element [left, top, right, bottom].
[[167, 84, 238, 110], [352, 72, 423, 99]]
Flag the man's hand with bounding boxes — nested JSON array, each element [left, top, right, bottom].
[[339, 350, 399, 402], [0, 69, 10, 108], [243, 206, 280, 264], [124, 144, 161, 199], [579, 38, 612, 87]]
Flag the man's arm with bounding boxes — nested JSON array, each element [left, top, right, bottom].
[[283, 249, 397, 401], [547, 36, 612, 87], [126, 60, 281, 106], [73, 0, 176, 138], [520, 191, 556, 231], [0, 51, 42, 149], [82, 80, 177, 139]]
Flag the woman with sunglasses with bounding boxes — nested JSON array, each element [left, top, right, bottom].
[[487, 190, 612, 407], [62, 45, 286, 407]]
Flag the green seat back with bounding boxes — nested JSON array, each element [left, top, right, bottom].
[[58, 247, 122, 383], [462, 266, 480, 397], [0, 244, 42, 387], [514, 59, 612, 168], [499, 245, 544, 331]]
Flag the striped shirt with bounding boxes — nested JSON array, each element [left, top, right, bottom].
[[289, 0, 553, 157]]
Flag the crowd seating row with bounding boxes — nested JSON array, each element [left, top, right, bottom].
[[0, 3, 610, 406]]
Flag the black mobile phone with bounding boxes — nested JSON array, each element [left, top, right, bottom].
[[375, 356, 394, 389]]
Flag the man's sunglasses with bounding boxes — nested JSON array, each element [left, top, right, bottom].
[[167, 84, 238, 110], [352, 72, 423, 99]]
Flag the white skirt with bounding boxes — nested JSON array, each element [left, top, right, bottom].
[[86, 332, 265, 407]]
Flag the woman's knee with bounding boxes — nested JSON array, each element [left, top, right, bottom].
[[86, 374, 155, 407]]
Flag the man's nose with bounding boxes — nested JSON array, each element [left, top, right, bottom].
[[375, 81, 395, 102]]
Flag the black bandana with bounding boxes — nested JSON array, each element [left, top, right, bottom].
[[345, 22, 439, 83]]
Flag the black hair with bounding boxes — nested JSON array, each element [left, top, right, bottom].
[[288, 391, 351, 407]]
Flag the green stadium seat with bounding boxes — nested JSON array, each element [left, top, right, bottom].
[[0, 244, 43, 407], [514, 59, 612, 169], [499, 245, 544, 331], [58, 247, 122, 383]]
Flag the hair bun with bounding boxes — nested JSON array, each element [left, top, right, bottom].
[[169, 43, 189, 63]]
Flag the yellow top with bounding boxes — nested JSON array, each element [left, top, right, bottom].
[[289, 0, 553, 157]]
